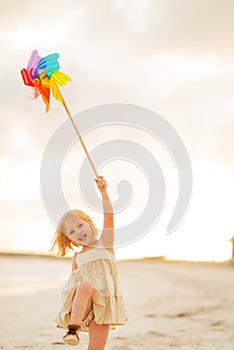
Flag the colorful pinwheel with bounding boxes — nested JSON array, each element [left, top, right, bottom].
[[21, 50, 71, 112], [21, 50, 98, 177]]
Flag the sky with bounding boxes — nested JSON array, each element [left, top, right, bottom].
[[0, 0, 234, 261]]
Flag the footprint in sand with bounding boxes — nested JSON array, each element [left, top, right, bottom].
[[145, 313, 157, 318]]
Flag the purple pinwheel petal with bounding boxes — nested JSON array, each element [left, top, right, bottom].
[[27, 50, 41, 79]]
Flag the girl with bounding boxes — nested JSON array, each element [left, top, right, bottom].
[[51, 176, 128, 350]]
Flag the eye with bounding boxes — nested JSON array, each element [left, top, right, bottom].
[[78, 223, 83, 228], [70, 230, 74, 235]]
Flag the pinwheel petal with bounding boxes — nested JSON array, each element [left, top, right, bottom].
[[37, 84, 51, 112], [27, 87, 41, 100], [42, 94, 50, 113], [27, 50, 41, 78], [21, 69, 34, 87], [50, 80, 64, 106], [37, 53, 60, 74], [50, 71, 72, 86]]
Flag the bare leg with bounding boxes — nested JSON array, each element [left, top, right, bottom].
[[88, 320, 109, 350], [70, 282, 93, 325]]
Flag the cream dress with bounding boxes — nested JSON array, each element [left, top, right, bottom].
[[54, 241, 128, 332]]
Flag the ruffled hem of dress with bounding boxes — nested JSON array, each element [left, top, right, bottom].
[[54, 276, 128, 332]]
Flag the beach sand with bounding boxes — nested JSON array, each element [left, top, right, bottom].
[[0, 256, 233, 349]]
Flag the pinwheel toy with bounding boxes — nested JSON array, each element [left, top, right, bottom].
[[21, 50, 98, 177]]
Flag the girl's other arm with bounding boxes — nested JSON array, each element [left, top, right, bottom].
[[95, 176, 114, 252]]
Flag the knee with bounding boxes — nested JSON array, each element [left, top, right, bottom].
[[76, 282, 93, 297]]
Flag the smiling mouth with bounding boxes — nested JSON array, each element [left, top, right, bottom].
[[78, 234, 87, 242]]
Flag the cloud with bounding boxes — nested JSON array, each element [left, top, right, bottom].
[[1, 0, 234, 55]]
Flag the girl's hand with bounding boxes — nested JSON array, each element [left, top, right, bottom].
[[95, 176, 107, 193]]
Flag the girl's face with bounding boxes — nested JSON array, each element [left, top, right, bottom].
[[65, 217, 94, 247]]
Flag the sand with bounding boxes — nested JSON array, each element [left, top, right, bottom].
[[0, 256, 233, 349]]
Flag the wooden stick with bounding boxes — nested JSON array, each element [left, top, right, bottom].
[[58, 89, 99, 178]]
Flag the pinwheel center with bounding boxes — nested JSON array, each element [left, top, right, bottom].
[[33, 78, 40, 86]]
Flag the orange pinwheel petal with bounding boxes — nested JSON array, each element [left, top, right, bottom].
[[37, 84, 50, 112]]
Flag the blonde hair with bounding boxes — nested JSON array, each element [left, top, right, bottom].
[[50, 209, 97, 257]]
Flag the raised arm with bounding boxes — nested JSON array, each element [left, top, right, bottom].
[[95, 176, 114, 252]]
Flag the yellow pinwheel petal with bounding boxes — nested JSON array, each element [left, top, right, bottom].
[[50, 80, 64, 106], [51, 71, 72, 86]]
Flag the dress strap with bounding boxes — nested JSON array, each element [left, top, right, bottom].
[[97, 240, 104, 248]]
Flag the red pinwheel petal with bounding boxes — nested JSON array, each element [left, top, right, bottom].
[[21, 69, 34, 87]]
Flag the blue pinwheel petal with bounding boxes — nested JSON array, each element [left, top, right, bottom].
[[37, 53, 60, 73]]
